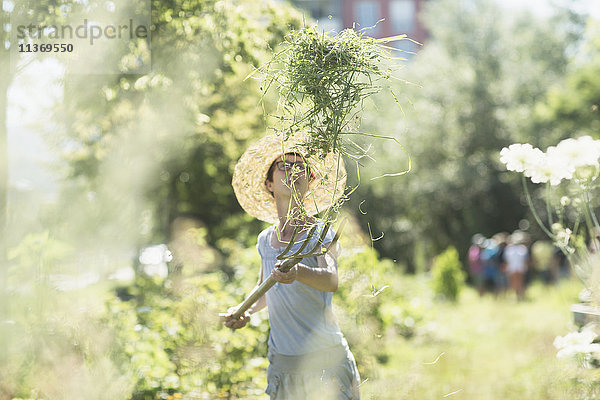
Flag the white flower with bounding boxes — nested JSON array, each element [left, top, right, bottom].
[[554, 328, 597, 350], [500, 143, 544, 173], [556, 343, 600, 360], [555, 328, 600, 362], [554, 136, 600, 169], [501, 138, 600, 185], [553, 226, 572, 248], [546, 146, 577, 174], [556, 344, 583, 359], [557, 344, 586, 359], [526, 152, 573, 186]]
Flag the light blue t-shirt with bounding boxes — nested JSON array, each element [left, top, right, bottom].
[[256, 221, 346, 356]]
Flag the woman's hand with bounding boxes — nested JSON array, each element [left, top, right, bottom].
[[224, 306, 250, 329], [271, 263, 298, 284]]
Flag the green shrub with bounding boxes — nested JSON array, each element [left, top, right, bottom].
[[2, 232, 134, 400], [3, 227, 271, 400], [430, 246, 466, 302], [100, 233, 271, 400], [336, 247, 430, 378]]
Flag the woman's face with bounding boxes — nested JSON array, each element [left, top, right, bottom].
[[266, 154, 312, 199]]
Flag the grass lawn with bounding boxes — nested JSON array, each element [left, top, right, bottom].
[[360, 278, 596, 400]]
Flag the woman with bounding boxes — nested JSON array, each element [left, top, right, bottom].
[[224, 133, 360, 400], [504, 231, 530, 301]]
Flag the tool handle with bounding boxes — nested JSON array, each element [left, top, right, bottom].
[[220, 257, 301, 322]]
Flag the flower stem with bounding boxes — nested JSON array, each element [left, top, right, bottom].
[[581, 189, 600, 252], [522, 175, 554, 238], [545, 182, 554, 227], [573, 213, 581, 239], [585, 189, 600, 235]]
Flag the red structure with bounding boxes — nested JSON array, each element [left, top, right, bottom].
[[340, 0, 428, 53]]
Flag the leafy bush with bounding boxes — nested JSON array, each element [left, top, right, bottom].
[[2, 232, 133, 400], [3, 227, 436, 400], [2, 226, 272, 400], [99, 231, 271, 400], [102, 238, 432, 397], [336, 247, 430, 378], [430, 246, 466, 302]]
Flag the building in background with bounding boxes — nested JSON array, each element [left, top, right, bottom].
[[288, 0, 429, 56], [288, 0, 342, 32]]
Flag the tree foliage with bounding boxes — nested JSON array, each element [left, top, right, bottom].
[[48, 0, 304, 254], [535, 20, 600, 144], [347, 0, 583, 270]]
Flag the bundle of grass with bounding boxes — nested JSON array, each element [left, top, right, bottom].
[[258, 25, 412, 161], [221, 26, 414, 323]]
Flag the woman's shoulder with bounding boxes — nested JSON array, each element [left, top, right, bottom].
[[257, 224, 276, 247]]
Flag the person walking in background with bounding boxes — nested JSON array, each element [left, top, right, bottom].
[[504, 231, 530, 301], [552, 246, 570, 280], [480, 237, 501, 297], [493, 232, 509, 296], [468, 234, 485, 296]]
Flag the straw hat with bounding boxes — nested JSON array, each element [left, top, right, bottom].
[[232, 133, 347, 224]]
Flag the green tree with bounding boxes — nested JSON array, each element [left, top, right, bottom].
[[347, 0, 582, 270], [41, 0, 305, 259], [0, 0, 95, 367], [534, 19, 600, 143], [2, 1, 305, 398]]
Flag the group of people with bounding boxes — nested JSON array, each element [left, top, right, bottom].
[[467, 231, 571, 301]]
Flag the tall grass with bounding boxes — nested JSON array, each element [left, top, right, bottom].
[[359, 278, 588, 400]]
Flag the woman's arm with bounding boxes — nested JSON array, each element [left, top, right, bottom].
[[271, 250, 339, 292], [300, 251, 338, 292]]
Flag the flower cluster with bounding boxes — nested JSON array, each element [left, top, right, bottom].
[[554, 325, 600, 368], [502, 137, 600, 370], [500, 136, 600, 186]]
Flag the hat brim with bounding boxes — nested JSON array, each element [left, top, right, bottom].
[[232, 134, 347, 223]]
